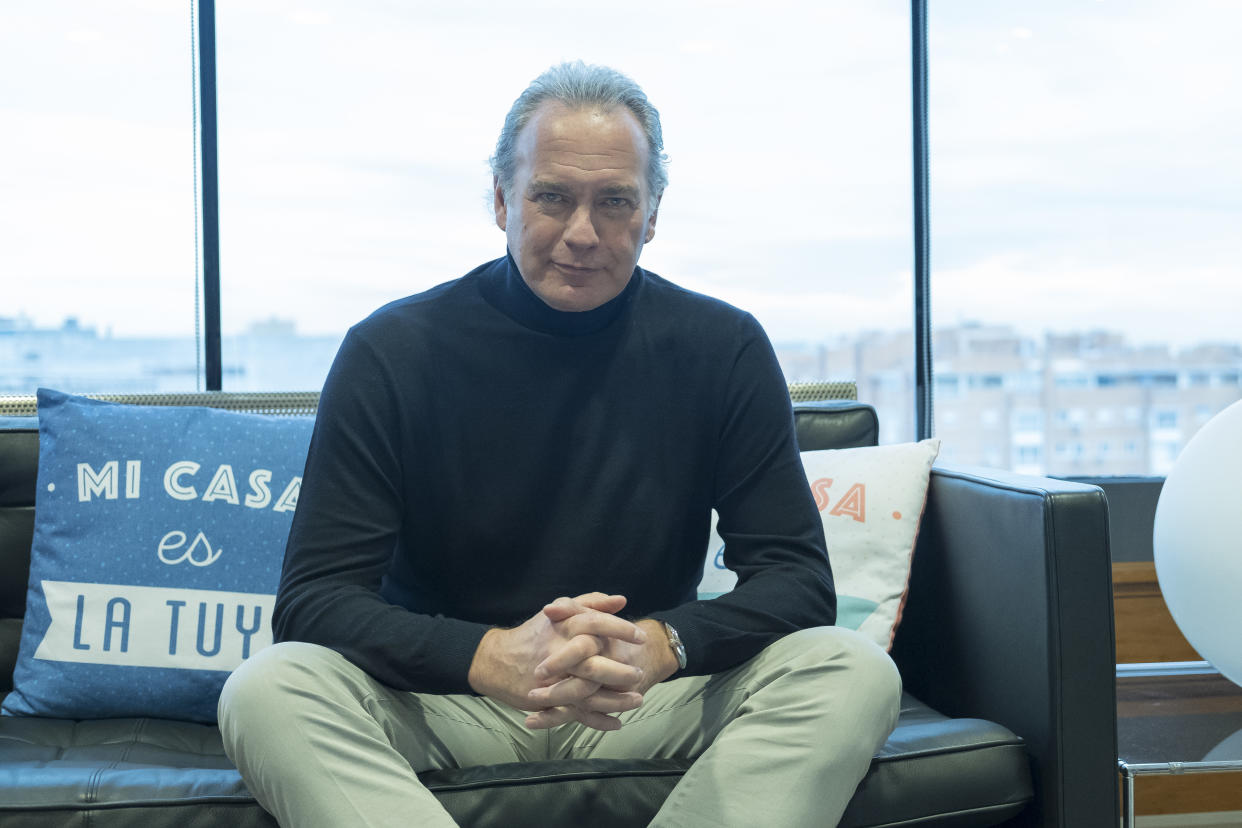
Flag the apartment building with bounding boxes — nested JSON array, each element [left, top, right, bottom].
[[774, 323, 1242, 477]]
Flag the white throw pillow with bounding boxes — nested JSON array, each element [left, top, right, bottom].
[[700, 439, 941, 651]]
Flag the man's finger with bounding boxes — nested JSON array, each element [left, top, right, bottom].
[[573, 688, 643, 715], [539, 596, 579, 624], [561, 610, 647, 646], [572, 592, 627, 613], [569, 707, 625, 732], [534, 633, 605, 683], [527, 675, 602, 708], [541, 593, 627, 622], [561, 654, 644, 691], [525, 706, 625, 733], [524, 705, 580, 730], [529, 674, 642, 711]]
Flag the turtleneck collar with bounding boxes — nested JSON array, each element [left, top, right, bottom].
[[479, 252, 642, 337]]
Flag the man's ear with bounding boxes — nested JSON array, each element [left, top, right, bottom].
[[493, 176, 508, 231], [644, 193, 662, 243]]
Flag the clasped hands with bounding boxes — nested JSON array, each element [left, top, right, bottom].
[[467, 592, 678, 732]]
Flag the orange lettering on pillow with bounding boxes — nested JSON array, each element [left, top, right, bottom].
[[810, 478, 834, 511], [828, 483, 866, 523]]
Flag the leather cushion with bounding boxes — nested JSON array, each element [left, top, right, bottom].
[[795, 401, 880, 452], [0, 693, 1029, 828], [0, 427, 38, 509]]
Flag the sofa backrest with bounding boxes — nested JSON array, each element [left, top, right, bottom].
[[0, 389, 876, 694]]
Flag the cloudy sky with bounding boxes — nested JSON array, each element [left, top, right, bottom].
[[3, 0, 1240, 349]]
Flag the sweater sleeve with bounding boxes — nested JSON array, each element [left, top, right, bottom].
[[271, 328, 489, 694], [649, 314, 836, 676]]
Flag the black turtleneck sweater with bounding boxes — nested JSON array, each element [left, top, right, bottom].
[[273, 255, 835, 694]]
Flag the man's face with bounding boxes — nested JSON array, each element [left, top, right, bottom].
[[494, 102, 659, 312]]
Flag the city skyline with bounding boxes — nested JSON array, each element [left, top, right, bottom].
[[5, 312, 1239, 480]]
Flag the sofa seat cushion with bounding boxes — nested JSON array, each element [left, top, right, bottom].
[[0, 714, 272, 827], [0, 693, 1030, 827], [840, 695, 1033, 827], [423, 695, 1032, 828]]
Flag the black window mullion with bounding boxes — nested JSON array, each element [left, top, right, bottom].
[[197, 0, 222, 391], [911, 0, 933, 440]]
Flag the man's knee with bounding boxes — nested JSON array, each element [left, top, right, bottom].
[[218, 641, 339, 737], [773, 626, 902, 706]]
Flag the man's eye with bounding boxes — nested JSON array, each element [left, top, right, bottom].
[[601, 197, 631, 209], [535, 193, 565, 204]]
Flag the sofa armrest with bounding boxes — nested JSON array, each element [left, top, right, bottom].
[[890, 464, 1117, 828]]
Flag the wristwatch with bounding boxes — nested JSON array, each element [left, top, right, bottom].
[[662, 621, 687, 671]]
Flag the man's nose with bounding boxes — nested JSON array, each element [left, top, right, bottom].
[[563, 205, 599, 248]]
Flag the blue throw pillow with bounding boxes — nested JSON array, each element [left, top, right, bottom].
[[1, 389, 313, 723]]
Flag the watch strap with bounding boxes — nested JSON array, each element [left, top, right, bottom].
[[662, 621, 687, 671]]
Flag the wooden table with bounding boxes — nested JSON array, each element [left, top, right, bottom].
[[1117, 668, 1242, 826]]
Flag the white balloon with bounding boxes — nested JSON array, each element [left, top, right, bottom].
[[1153, 399, 1242, 688], [1204, 726, 1242, 762]]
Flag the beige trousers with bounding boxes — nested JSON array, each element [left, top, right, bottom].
[[218, 626, 901, 827]]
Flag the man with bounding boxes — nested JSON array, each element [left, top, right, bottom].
[[219, 61, 900, 827]]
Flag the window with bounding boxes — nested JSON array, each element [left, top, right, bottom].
[[1153, 441, 1182, 474], [1054, 408, 1086, 427], [1153, 410, 1179, 430], [1013, 409, 1042, 432], [936, 374, 961, 395], [10, 2, 1238, 474], [929, 2, 1242, 474], [214, 1, 916, 421], [1015, 445, 1042, 468], [2, 4, 198, 392]]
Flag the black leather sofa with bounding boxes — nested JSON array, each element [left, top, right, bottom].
[[0, 394, 1118, 827]]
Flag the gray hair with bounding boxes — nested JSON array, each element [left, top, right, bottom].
[[491, 61, 669, 211]]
